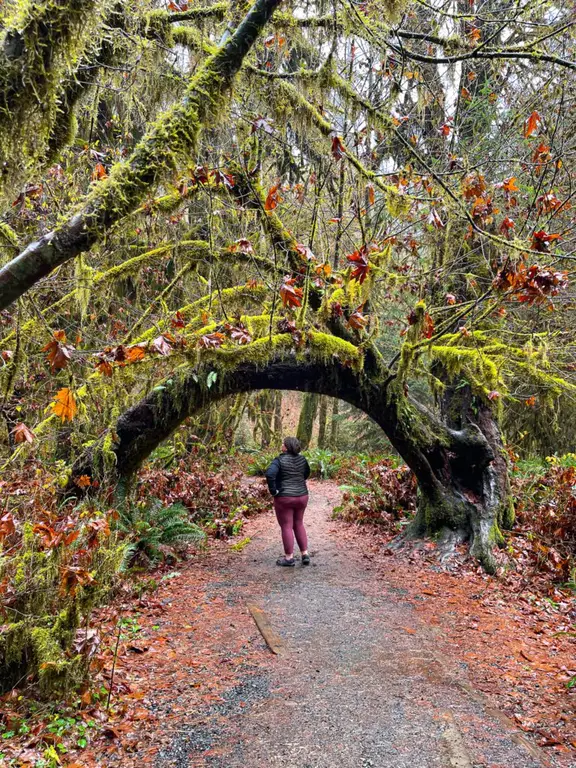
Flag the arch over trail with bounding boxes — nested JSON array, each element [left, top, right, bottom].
[[74, 337, 513, 572]]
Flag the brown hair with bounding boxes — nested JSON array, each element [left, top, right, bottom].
[[283, 436, 302, 455]]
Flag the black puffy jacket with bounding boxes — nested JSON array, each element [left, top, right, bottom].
[[265, 453, 311, 497]]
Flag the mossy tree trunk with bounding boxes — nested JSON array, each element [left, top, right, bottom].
[[273, 391, 283, 437], [317, 396, 328, 449], [406, 374, 514, 570], [296, 392, 318, 449], [257, 391, 274, 448], [330, 398, 340, 449], [70, 351, 511, 571]]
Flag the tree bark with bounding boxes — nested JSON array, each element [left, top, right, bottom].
[[296, 392, 318, 450], [273, 391, 283, 436], [317, 396, 328, 449], [330, 398, 340, 449]]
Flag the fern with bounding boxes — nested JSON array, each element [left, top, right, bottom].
[[118, 499, 206, 569]]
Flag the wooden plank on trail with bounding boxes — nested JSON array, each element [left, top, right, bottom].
[[247, 604, 284, 655]]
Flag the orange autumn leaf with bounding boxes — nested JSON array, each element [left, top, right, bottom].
[[264, 185, 282, 211], [348, 307, 368, 329], [51, 388, 77, 422], [422, 312, 434, 339], [92, 162, 108, 181], [523, 110, 541, 138], [279, 277, 303, 308], [315, 262, 332, 278], [499, 217, 515, 237], [0, 512, 16, 539], [96, 360, 113, 377], [468, 26, 481, 43], [198, 332, 226, 349], [125, 345, 146, 363], [331, 134, 345, 160], [502, 177, 519, 193], [42, 331, 74, 374]]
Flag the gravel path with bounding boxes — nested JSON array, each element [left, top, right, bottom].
[[149, 481, 551, 768]]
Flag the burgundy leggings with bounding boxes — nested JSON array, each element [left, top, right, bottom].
[[274, 495, 308, 554]]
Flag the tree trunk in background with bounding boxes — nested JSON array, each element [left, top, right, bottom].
[[296, 392, 319, 450], [259, 391, 274, 448], [317, 396, 328, 449], [222, 393, 249, 447], [273, 391, 283, 437], [330, 399, 340, 449]]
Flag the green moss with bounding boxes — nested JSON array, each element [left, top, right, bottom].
[[146, 3, 229, 27], [31, 626, 71, 691], [144, 9, 173, 40], [296, 392, 318, 449], [429, 345, 500, 395], [171, 26, 217, 55], [193, 330, 364, 372], [0, 0, 107, 195], [0, 520, 122, 694]]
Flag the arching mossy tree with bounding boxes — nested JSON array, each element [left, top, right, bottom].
[[0, 0, 575, 572]]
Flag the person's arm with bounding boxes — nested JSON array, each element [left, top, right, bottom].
[[304, 458, 311, 480], [265, 457, 281, 496]]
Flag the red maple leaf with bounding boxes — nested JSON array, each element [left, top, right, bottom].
[[347, 246, 370, 284], [280, 277, 303, 308], [531, 230, 561, 253], [331, 134, 345, 161]]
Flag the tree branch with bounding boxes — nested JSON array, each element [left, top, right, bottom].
[[0, 0, 285, 312]]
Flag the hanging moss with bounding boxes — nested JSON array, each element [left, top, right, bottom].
[[0, 0, 111, 195]]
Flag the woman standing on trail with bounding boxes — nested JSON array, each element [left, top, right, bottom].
[[265, 437, 311, 567]]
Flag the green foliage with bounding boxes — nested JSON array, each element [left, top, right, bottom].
[[304, 448, 341, 479], [117, 499, 206, 569], [245, 451, 276, 476], [0, 500, 122, 694]]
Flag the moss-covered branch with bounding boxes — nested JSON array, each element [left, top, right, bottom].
[[0, 0, 109, 192], [0, 0, 285, 311]]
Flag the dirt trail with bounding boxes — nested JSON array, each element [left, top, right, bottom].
[[105, 481, 559, 768]]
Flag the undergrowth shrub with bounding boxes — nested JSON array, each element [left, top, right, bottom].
[[118, 499, 206, 569], [304, 449, 341, 479], [136, 460, 270, 538], [333, 459, 417, 534], [509, 454, 576, 583], [0, 457, 270, 696], [244, 448, 377, 480], [244, 451, 276, 476], [0, 468, 122, 694]]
